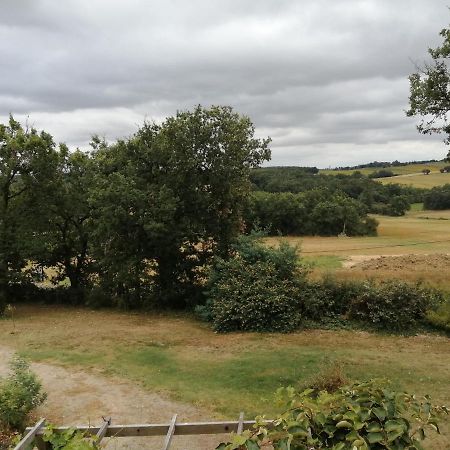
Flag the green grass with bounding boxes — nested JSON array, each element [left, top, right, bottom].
[[303, 255, 344, 270], [1, 305, 449, 423], [320, 161, 448, 176]]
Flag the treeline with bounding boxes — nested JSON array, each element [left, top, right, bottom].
[[424, 184, 450, 209], [330, 159, 441, 171], [246, 167, 424, 236], [0, 107, 271, 311]]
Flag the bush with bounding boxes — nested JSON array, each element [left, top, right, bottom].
[[426, 299, 450, 332], [217, 380, 448, 449], [423, 184, 450, 209], [0, 355, 47, 430], [204, 234, 306, 332], [300, 277, 364, 323], [348, 280, 442, 331], [368, 169, 396, 178]]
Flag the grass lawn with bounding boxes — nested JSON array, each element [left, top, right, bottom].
[[0, 305, 449, 448]]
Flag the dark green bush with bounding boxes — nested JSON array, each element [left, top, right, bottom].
[[0, 355, 47, 430], [300, 276, 364, 322], [348, 280, 443, 331], [204, 235, 306, 332], [423, 184, 450, 209]]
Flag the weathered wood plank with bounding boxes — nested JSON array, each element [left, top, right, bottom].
[[95, 417, 111, 443], [14, 418, 46, 450], [162, 415, 177, 450], [237, 412, 244, 435], [28, 420, 267, 437]]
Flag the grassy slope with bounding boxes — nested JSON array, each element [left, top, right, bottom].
[[320, 161, 448, 176], [321, 161, 450, 188], [268, 208, 450, 292], [0, 306, 449, 448]]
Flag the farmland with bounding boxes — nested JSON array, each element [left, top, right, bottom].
[[321, 161, 450, 188]]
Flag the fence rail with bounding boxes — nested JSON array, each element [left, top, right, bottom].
[[16, 414, 266, 450]]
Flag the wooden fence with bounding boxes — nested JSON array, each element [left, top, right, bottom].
[[15, 413, 264, 450]]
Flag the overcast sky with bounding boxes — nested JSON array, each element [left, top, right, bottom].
[[1, 0, 449, 167]]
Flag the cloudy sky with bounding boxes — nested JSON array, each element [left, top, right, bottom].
[[1, 0, 449, 167]]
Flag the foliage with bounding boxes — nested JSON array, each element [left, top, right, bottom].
[[90, 105, 271, 308], [348, 280, 443, 331], [407, 21, 450, 161], [423, 184, 450, 209], [204, 234, 306, 332], [42, 424, 99, 450], [0, 116, 60, 311], [249, 167, 423, 219], [217, 380, 448, 450], [0, 355, 46, 430], [300, 277, 364, 323], [368, 169, 396, 179], [297, 360, 349, 395], [426, 299, 450, 332], [245, 190, 378, 236]]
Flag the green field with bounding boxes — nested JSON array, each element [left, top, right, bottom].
[[321, 161, 450, 188], [321, 161, 448, 176]]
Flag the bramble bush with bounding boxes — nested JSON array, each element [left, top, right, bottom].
[[348, 280, 443, 331], [0, 355, 47, 431], [201, 234, 307, 332], [217, 380, 448, 450]]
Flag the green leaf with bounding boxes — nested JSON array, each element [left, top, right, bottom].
[[245, 440, 260, 450], [366, 432, 384, 444], [373, 407, 386, 421], [366, 422, 381, 433], [336, 420, 353, 429]]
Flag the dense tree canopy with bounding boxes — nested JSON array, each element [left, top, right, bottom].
[[0, 117, 60, 312]]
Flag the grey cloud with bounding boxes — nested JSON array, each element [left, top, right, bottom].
[[1, 0, 449, 166]]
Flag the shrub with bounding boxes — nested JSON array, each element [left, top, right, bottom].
[[423, 184, 450, 209], [368, 169, 396, 178], [204, 234, 306, 332], [426, 299, 450, 332], [217, 380, 448, 450], [348, 280, 442, 331], [0, 355, 47, 430], [300, 277, 364, 323], [297, 360, 349, 394]]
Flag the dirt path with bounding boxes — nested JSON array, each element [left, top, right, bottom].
[[343, 253, 450, 270], [0, 346, 225, 449]]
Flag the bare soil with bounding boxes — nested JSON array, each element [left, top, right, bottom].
[[0, 346, 224, 449], [345, 253, 450, 271]]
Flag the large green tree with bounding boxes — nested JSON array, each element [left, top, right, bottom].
[[92, 105, 271, 307], [0, 117, 59, 312], [37, 149, 95, 294], [407, 23, 450, 161]]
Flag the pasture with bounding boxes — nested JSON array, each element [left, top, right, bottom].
[[321, 161, 450, 188], [270, 207, 450, 292], [0, 305, 449, 448], [320, 161, 448, 176]]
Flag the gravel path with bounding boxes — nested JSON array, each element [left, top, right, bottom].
[[0, 346, 225, 449]]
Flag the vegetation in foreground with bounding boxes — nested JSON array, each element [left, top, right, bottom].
[[218, 379, 448, 450], [0, 356, 46, 449]]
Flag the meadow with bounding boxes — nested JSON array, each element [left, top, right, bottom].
[[320, 161, 448, 176], [321, 161, 450, 188]]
